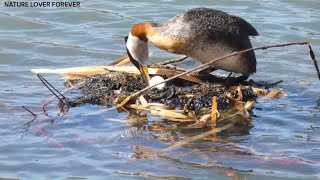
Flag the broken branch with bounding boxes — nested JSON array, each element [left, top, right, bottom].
[[308, 44, 320, 80], [21, 106, 37, 117]]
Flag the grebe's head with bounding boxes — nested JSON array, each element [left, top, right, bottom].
[[125, 22, 156, 85]]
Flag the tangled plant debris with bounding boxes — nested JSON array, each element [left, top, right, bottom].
[[32, 61, 287, 130], [27, 41, 319, 147], [76, 72, 260, 115]]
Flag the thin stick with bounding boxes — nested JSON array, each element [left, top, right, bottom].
[[37, 74, 65, 104], [49, 81, 85, 101], [156, 56, 188, 66], [117, 41, 318, 107], [21, 106, 37, 116], [37, 74, 65, 98], [308, 44, 320, 79]]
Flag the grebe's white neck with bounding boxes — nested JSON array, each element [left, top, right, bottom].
[[126, 32, 149, 65]]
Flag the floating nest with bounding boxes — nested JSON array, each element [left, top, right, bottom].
[[62, 65, 284, 129], [76, 72, 257, 112], [29, 41, 319, 153], [31, 57, 288, 134], [30, 53, 287, 130]]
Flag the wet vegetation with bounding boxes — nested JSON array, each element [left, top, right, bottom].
[[76, 72, 258, 115], [27, 41, 319, 159]]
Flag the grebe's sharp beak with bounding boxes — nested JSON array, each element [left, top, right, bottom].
[[137, 64, 150, 84], [125, 36, 150, 84]]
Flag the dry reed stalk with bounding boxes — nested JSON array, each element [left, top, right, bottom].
[[139, 95, 149, 108], [108, 55, 131, 66], [211, 96, 217, 130], [252, 87, 268, 97], [31, 66, 203, 83], [192, 114, 211, 128], [157, 116, 195, 122], [264, 89, 287, 98], [109, 52, 155, 66], [129, 98, 195, 122], [235, 86, 243, 101], [244, 101, 256, 110], [150, 109, 190, 120]]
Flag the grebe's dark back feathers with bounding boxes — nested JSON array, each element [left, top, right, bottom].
[[180, 8, 258, 39], [232, 14, 259, 36]]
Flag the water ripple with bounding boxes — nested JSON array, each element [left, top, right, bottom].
[[1, 0, 320, 179]]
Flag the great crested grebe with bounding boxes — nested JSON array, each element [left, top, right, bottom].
[[125, 8, 259, 84]]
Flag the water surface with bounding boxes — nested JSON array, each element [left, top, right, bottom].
[[0, 0, 320, 179]]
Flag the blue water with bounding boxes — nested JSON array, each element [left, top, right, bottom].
[[0, 0, 320, 179]]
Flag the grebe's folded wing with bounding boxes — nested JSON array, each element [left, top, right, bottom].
[[181, 8, 258, 39]]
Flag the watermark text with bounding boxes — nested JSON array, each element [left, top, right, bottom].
[[4, 1, 81, 8]]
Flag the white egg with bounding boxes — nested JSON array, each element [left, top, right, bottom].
[[149, 76, 166, 90]]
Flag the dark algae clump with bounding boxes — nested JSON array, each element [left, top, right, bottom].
[[77, 72, 146, 105], [74, 72, 258, 113]]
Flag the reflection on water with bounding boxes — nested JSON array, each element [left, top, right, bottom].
[[1, 0, 320, 179]]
